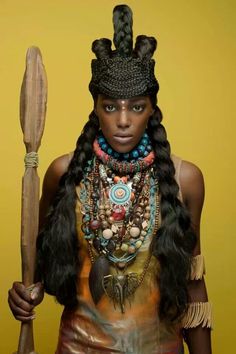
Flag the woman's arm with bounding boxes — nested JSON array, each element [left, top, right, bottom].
[[180, 160, 212, 354], [8, 153, 71, 321]]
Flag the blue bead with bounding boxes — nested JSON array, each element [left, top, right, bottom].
[[107, 147, 113, 155], [143, 132, 148, 138], [141, 138, 148, 145], [98, 136, 105, 143], [144, 151, 149, 157], [123, 153, 130, 160], [114, 152, 120, 158], [137, 144, 145, 153], [132, 150, 139, 158], [101, 143, 108, 151], [146, 144, 152, 152]]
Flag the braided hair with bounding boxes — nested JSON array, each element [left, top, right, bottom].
[[37, 4, 196, 320]]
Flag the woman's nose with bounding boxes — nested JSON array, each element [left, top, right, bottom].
[[116, 110, 131, 128]]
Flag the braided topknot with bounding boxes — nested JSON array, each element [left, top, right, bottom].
[[89, 4, 158, 98], [113, 4, 133, 56], [92, 38, 112, 59], [134, 35, 157, 60]]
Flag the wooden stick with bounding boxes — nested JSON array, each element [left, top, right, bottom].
[[15, 47, 47, 354]]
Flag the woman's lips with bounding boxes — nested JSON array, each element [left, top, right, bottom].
[[113, 135, 133, 144]]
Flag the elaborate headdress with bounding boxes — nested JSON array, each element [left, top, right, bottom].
[[89, 4, 159, 99]]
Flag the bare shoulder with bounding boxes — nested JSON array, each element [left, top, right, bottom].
[[39, 153, 73, 227], [179, 160, 205, 208], [43, 154, 72, 190]]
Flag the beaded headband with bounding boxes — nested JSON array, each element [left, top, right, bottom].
[[89, 5, 159, 99]]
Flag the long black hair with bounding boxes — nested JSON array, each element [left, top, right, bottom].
[[36, 5, 196, 320]]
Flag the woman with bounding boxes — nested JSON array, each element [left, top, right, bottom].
[[8, 5, 212, 354]]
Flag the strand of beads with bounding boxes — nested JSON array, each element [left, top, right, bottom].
[[93, 139, 155, 173], [97, 131, 153, 160], [87, 159, 155, 268]]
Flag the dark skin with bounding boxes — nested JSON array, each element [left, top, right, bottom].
[[8, 95, 212, 354]]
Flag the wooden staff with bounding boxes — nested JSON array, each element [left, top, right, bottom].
[[16, 47, 47, 354]]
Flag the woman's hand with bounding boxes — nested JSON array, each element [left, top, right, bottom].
[[8, 281, 44, 322]]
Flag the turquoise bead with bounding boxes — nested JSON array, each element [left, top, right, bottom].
[[132, 150, 139, 158], [141, 138, 148, 145], [107, 147, 113, 155], [101, 143, 108, 151]]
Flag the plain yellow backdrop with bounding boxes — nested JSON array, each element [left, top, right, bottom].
[[0, 0, 235, 353]]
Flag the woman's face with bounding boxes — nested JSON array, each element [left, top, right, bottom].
[[95, 95, 154, 153]]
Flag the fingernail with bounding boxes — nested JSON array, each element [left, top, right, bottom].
[[31, 289, 38, 300], [31, 292, 37, 300]]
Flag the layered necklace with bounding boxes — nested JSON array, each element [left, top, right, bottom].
[[79, 133, 160, 313]]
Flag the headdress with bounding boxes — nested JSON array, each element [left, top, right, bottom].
[[89, 4, 159, 99]]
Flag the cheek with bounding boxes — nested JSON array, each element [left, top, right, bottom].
[[98, 117, 114, 139]]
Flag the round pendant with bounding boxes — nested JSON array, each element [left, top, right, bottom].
[[109, 182, 131, 206]]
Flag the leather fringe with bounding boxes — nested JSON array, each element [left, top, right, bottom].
[[182, 302, 213, 329], [190, 254, 205, 280]]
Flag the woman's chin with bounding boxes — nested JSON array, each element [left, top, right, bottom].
[[109, 145, 134, 154]]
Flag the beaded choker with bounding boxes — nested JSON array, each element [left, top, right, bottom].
[[93, 139, 155, 173], [97, 132, 153, 160]]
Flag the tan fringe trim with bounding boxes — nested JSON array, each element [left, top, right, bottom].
[[182, 302, 213, 329], [190, 254, 205, 280]]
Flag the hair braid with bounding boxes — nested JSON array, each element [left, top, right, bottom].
[[134, 35, 157, 60], [113, 5, 133, 56], [36, 111, 99, 308], [147, 105, 196, 320], [92, 38, 112, 59]]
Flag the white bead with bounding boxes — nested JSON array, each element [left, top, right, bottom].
[[121, 243, 129, 251], [135, 240, 142, 249], [102, 229, 113, 239], [129, 226, 140, 238]]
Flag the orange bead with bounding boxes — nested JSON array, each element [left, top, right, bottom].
[[131, 192, 135, 201], [121, 176, 128, 183], [114, 176, 120, 183]]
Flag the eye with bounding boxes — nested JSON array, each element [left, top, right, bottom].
[[104, 104, 116, 112], [132, 104, 144, 113]]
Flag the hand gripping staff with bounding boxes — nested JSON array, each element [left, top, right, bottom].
[[16, 47, 47, 354]]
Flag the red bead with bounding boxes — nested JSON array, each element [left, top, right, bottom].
[[112, 206, 126, 221], [89, 220, 101, 230]]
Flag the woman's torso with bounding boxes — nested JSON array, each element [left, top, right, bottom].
[[56, 155, 184, 354]]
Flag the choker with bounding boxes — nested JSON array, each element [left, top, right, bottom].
[[97, 132, 152, 160], [93, 139, 155, 173]]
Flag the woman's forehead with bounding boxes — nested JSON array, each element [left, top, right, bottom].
[[98, 95, 149, 102]]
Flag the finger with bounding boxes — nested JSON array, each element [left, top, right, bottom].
[[31, 282, 44, 302], [8, 297, 35, 317], [8, 288, 34, 312], [12, 282, 33, 302]]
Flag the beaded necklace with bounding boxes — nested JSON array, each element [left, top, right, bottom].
[[79, 144, 160, 312], [93, 139, 155, 173]]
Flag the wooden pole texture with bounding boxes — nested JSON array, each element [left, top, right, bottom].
[[16, 47, 47, 354]]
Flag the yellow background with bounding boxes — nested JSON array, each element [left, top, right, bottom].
[[0, 0, 235, 352]]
